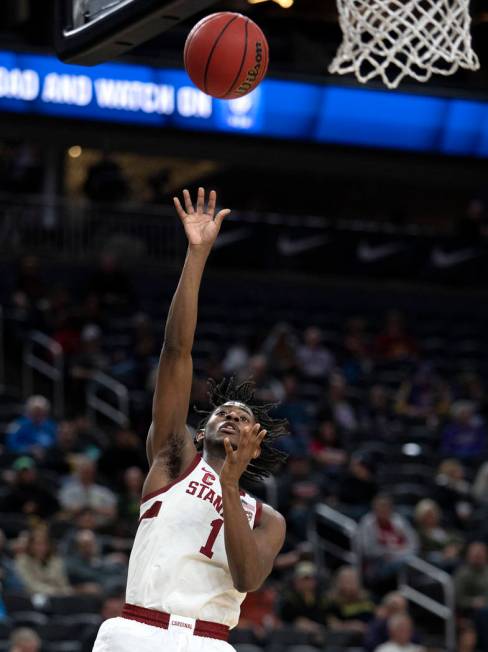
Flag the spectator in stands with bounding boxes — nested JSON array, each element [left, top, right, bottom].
[[0, 456, 59, 519], [84, 156, 129, 204], [342, 317, 372, 385], [357, 494, 418, 589], [441, 401, 487, 460], [81, 592, 125, 652], [98, 427, 146, 489], [222, 340, 250, 376], [15, 527, 72, 596], [374, 614, 424, 652], [454, 542, 488, 613], [335, 452, 379, 520], [279, 561, 327, 641], [9, 627, 41, 652], [58, 457, 117, 526], [85, 252, 135, 312], [6, 395, 57, 456], [434, 459, 473, 529], [359, 384, 393, 441], [240, 354, 284, 403], [317, 371, 358, 433], [414, 498, 462, 571], [272, 374, 312, 451], [43, 419, 86, 475], [325, 565, 375, 639], [395, 363, 450, 428], [237, 584, 279, 640], [69, 324, 109, 410], [364, 592, 421, 652], [262, 322, 298, 376], [117, 467, 144, 535], [297, 326, 335, 380], [374, 311, 418, 362], [454, 543, 488, 652], [277, 457, 322, 543], [309, 419, 347, 474], [0, 530, 25, 593], [473, 460, 488, 504], [65, 529, 127, 595]]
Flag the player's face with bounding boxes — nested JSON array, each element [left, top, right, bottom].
[[205, 402, 256, 448]]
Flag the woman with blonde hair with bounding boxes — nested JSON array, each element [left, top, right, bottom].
[[414, 499, 462, 570], [326, 565, 375, 644], [15, 526, 72, 596]]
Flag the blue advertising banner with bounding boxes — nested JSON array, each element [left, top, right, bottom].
[[1, 50, 488, 157]]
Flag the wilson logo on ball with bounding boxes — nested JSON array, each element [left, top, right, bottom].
[[237, 42, 263, 95], [184, 13, 269, 100]]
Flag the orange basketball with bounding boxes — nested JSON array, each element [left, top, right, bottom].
[[184, 12, 269, 100]]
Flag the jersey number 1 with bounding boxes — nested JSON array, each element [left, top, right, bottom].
[[200, 518, 224, 559]]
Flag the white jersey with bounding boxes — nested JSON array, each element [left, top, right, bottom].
[[126, 454, 262, 629]]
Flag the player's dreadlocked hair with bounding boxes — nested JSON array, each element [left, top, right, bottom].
[[195, 377, 288, 487]]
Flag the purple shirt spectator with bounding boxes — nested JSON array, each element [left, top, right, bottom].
[[441, 401, 487, 459]]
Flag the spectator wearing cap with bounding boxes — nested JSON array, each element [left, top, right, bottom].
[[374, 614, 425, 652], [0, 457, 59, 519], [9, 627, 41, 652], [365, 592, 422, 652], [15, 527, 72, 596], [279, 561, 327, 641], [325, 566, 375, 641], [59, 456, 117, 526], [6, 396, 57, 456], [441, 401, 487, 460], [356, 495, 418, 589]]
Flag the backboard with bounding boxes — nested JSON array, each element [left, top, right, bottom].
[[55, 0, 218, 65]]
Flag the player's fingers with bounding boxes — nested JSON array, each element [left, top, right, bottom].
[[173, 197, 187, 220], [214, 209, 231, 228], [196, 187, 205, 212], [224, 437, 234, 457], [207, 190, 216, 216], [257, 429, 267, 443], [183, 189, 194, 214]]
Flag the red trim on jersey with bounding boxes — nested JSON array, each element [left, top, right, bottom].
[[253, 500, 263, 529], [141, 454, 201, 505], [122, 603, 230, 641]]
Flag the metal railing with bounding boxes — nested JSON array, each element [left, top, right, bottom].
[[399, 556, 456, 652], [309, 503, 455, 652], [309, 503, 358, 569], [22, 330, 64, 417], [86, 371, 129, 428]]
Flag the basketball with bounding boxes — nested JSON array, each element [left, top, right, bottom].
[[184, 12, 269, 100]]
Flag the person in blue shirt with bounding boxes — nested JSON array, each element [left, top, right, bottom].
[[6, 395, 57, 455]]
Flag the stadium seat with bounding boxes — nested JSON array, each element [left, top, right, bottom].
[[3, 594, 34, 614], [11, 610, 48, 628], [48, 595, 102, 615], [234, 645, 264, 652]]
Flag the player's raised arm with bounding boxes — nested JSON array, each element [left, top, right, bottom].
[[144, 188, 230, 487]]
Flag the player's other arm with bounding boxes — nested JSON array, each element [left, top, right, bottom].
[[145, 189, 230, 484], [220, 425, 286, 592]]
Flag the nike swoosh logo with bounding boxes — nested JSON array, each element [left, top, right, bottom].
[[357, 241, 404, 262], [431, 247, 481, 268], [277, 234, 330, 256], [213, 228, 252, 250]]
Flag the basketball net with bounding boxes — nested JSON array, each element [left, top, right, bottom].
[[329, 0, 480, 89]]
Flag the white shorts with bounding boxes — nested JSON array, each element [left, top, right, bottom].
[[92, 616, 236, 652]]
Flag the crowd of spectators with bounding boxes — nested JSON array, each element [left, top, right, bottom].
[[3, 254, 488, 651]]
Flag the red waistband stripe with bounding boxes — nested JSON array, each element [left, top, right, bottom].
[[122, 603, 230, 641]]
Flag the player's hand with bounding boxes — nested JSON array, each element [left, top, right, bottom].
[[173, 187, 230, 248], [220, 423, 267, 487]]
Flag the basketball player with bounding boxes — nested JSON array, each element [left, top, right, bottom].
[[92, 188, 288, 652]]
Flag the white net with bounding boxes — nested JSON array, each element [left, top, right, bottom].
[[329, 0, 480, 89]]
